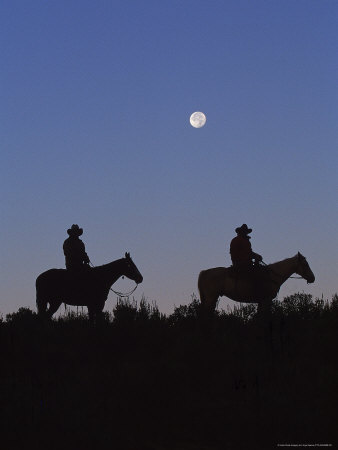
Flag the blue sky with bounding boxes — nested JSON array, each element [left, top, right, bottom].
[[1, 0, 337, 316]]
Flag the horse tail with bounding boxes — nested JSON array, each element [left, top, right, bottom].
[[36, 275, 47, 315], [198, 271, 206, 307], [198, 270, 212, 321], [36, 296, 47, 315], [198, 268, 221, 315], [197, 270, 214, 335]]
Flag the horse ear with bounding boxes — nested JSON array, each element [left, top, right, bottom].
[[125, 252, 130, 259]]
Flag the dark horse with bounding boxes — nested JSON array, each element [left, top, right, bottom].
[[36, 252, 143, 320]]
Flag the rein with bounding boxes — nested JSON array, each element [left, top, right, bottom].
[[89, 261, 139, 298], [109, 284, 139, 298], [261, 261, 304, 281]]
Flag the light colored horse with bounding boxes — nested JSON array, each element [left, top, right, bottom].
[[198, 253, 315, 318], [36, 253, 143, 321]]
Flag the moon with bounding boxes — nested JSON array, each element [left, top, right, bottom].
[[190, 111, 206, 128]]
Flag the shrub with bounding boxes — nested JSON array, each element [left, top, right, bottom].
[[5, 307, 37, 324], [225, 303, 257, 322], [280, 292, 314, 317], [112, 297, 138, 325], [168, 295, 201, 326]]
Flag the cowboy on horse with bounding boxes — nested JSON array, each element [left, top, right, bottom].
[[197, 223, 315, 321], [63, 224, 90, 271], [230, 224, 263, 273]]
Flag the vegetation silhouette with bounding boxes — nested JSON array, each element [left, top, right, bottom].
[[1, 292, 337, 449], [36, 252, 143, 321]]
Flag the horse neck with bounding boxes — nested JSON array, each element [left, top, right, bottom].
[[269, 256, 298, 285], [95, 258, 126, 287]]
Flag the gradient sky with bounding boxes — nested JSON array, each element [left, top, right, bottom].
[[1, 0, 337, 316]]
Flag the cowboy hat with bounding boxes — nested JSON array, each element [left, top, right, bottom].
[[235, 224, 252, 234], [67, 224, 83, 236]]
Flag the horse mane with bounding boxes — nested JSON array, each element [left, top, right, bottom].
[[91, 258, 125, 273], [268, 253, 299, 266]]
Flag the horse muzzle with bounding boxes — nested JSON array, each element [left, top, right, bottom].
[[307, 275, 315, 284]]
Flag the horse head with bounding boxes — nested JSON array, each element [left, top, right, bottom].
[[124, 252, 143, 284], [296, 252, 315, 284]]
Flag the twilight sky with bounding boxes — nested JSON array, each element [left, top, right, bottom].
[[1, 0, 337, 316]]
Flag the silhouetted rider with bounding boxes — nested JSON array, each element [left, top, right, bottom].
[[63, 224, 90, 271], [230, 224, 262, 272]]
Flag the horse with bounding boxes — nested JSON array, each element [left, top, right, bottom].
[[198, 252, 315, 320], [36, 252, 143, 321]]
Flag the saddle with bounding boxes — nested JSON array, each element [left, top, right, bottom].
[[228, 264, 259, 278], [227, 264, 270, 300], [64, 266, 92, 285]]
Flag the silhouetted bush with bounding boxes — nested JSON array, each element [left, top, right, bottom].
[[169, 295, 200, 328], [113, 297, 138, 324], [221, 302, 257, 322], [1, 293, 337, 449], [6, 306, 38, 324]]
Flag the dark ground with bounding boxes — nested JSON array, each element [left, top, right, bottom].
[[0, 294, 337, 450]]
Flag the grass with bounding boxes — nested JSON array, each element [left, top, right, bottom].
[[1, 293, 338, 449]]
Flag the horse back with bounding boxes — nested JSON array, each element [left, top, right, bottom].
[[198, 267, 228, 295], [36, 268, 67, 285], [36, 269, 70, 297], [36, 268, 98, 297]]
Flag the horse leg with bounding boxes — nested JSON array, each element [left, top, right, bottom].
[[36, 295, 48, 316], [257, 298, 271, 318], [88, 307, 94, 324], [199, 295, 218, 335], [88, 306, 99, 325], [46, 300, 62, 319], [88, 301, 105, 326], [257, 298, 274, 347]]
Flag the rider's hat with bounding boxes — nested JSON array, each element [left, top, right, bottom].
[[67, 224, 83, 236], [235, 224, 252, 235]]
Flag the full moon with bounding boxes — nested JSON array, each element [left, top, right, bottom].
[[190, 111, 206, 128]]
